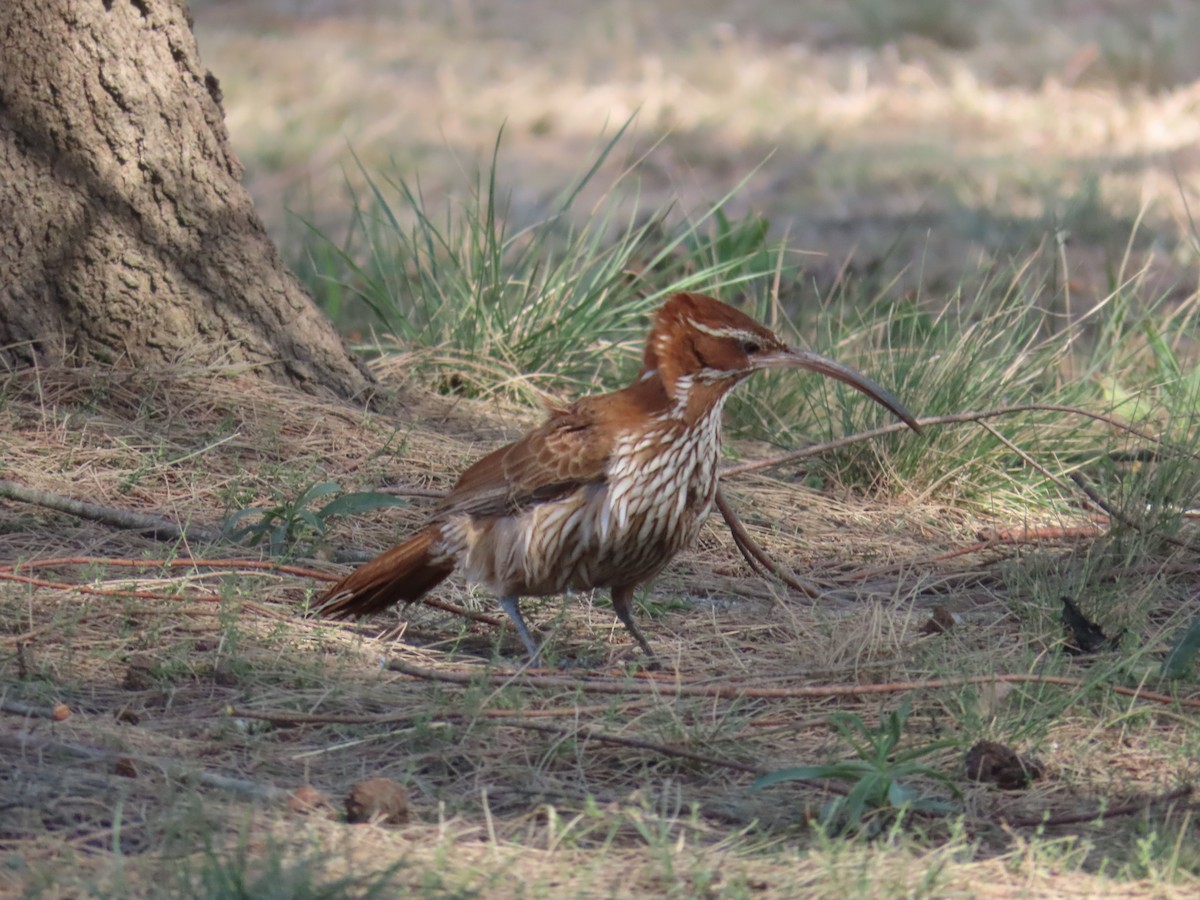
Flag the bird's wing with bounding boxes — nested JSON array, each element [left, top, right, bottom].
[[437, 400, 614, 519]]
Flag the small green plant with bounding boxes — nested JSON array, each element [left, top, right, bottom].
[[676, 207, 784, 291], [752, 700, 959, 834], [300, 121, 787, 403], [1162, 614, 1200, 680], [221, 481, 407, 554]]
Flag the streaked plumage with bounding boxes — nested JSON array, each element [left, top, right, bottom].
[[316, 292, 920, 665]]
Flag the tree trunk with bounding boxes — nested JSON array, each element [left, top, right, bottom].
[[0, 0, 373, 399]]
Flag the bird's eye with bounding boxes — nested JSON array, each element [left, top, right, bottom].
[[741, 340, 761, 355]]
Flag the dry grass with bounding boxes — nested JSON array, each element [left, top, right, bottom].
[[193, 0, 1200, 306], [5, 2, 1200, 895], [2, 361, 1198, 897]]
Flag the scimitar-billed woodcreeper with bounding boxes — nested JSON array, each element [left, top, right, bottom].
[[316, 292, 921, 665]]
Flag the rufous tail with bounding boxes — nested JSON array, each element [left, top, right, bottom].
[[315, 527, 455, 619]]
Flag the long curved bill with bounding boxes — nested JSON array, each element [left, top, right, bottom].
[[764, 348, 922, 433]]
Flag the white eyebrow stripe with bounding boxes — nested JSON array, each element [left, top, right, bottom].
[[684, 318, 763, 342]]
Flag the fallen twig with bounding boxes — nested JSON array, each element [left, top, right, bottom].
[[847, 523, 1107, 583], [978, 523, 1108, 543], [0, 555, 331, 579], [0, 481, 379, 565], [0, 555, 502, 627], [225, 701, 648, 727], [491, 717, 765, 775], [1, 699, 69, 720], [0, 729, 288, 800], [0, 570, 291, 621], [714, 487, 819, 598], [1001, 784, 1194, 828], [226, 706, 793, 784], [719, 404, 1180, 479], [386, 658, 1200, 708], [0, 570, 224, 605], [977, 420, 1089, 504], [1069, 472, 1200, 554], [0, 478, 225, 543]]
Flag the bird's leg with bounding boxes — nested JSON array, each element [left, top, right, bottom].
[[498, 596, 543, 665], [611, 585, 659, 666]]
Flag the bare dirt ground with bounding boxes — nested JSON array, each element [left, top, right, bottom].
[[4, 1, 1200, 896]]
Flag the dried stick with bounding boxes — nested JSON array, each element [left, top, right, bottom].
[[1001, 784, 1194, 829], [0, 729, 288, 800], [0, 478, 224, 542], [850, 524, 1107, 582], [491, 718, 765, 775], [977, 420, 1088, 503], [224, 701, 648, 726], [1, 699, 69, 719], [719, 404, 1180, 480], [713, 488, 819, 598], [0, 481, 374, 564], [386, 658, 1200, 708], [0, 570, 224, 605], [1069, 472, 1200, 554], [0, 555, 332, 579], [0, 556, 502, 627], [226, 706, 779, 782], [0, 570, 290, 619]]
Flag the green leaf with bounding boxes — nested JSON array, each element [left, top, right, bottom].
[[316, 491, 409, 521], [750, 766, 834, 791], [1141, 320, 1180, 380], [221, 508, 264, 533], [841, 774, 883, 824], [296, 481, 343, 506], [1161, 613, 1200, 679], [887, 780, 917, 807], [293, 509, 325, 536]]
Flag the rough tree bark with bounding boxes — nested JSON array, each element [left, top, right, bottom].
[[0, 0, 374, 399]]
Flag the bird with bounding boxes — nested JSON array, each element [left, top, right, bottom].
[[316, 292, 921, 665]]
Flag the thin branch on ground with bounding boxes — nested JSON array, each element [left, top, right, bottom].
[[386, 658, 1200, 708], [225, 706, 820, 786], [977, 420, 1092, 505], [1101, 561, 1200, 581], [492, 717, 766, 776], [0, 478, 225, 543], [978, 523, 1108, 543], [0, 555, 333, 579], [378, 484, 449, 500], [714, 487, 820, 598], [1069, 472, 1200, 553], [1, 699, 69, 719], [225, 701, 649, 726], [719, 404, 1181, 479], [2, 617, 99, 647], [0, 555, 502, 627], [0, 480, 379, 565], [0, 570, 236, 608], [0, 729, 288, 800], [846, 523, 1107, 583], [1002, 784, 1195, 828]]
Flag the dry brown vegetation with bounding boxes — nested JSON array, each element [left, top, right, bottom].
[[4, 1, 1200, 897], [195, 0, 1200, 305], [2, 359, 1197, 897]]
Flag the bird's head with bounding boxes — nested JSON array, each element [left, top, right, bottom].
[[642, 292, 921, 432]]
